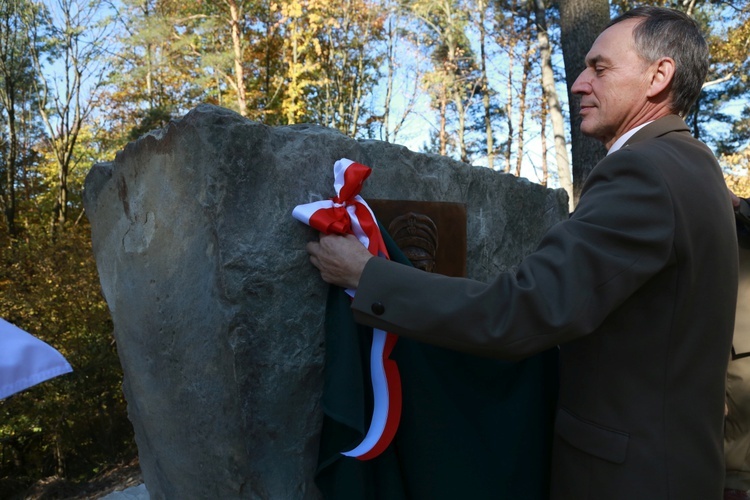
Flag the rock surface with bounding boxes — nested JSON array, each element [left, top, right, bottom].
[[84, 104, 568, 499]]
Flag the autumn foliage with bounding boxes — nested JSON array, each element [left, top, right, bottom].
[[0, 223, 136, 497]]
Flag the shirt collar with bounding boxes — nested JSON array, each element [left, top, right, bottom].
[[607, 121, 654, 155]]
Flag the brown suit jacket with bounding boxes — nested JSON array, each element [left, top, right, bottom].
[[351, 115, 739, 499]]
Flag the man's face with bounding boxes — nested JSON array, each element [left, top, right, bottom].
[[571, 19, 654, 149]]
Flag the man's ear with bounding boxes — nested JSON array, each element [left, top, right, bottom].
[[646, 57, 675, 98]]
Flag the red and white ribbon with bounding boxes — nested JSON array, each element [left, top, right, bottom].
[[293, 158, 402, 460]]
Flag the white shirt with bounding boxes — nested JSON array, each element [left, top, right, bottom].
[[608, 121, 654, 155]]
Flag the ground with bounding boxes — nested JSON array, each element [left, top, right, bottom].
[[19, 458, 143, 500]]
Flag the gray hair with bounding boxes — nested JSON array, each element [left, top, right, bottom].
[[609, 6, 709, 116]]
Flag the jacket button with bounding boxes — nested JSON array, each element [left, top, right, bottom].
[[371, 302, 385, 315]]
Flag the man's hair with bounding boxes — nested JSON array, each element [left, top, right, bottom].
[[609, 6, 709, 116]]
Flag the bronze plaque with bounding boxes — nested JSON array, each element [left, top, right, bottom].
[[368, 200, 467, 278]]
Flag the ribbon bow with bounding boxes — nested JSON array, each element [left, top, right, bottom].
[[293, 158, 402, 460]]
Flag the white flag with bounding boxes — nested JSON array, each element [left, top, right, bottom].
[[1, 318, 73, 399]]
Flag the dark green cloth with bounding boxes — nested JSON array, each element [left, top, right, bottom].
[[315, 227, 559, 499], [738, 198, 750, 249]]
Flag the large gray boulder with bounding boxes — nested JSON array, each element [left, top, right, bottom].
[[84, 104, 568, 499]]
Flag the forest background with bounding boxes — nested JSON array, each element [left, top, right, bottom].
[[1, 0, 749, 496]]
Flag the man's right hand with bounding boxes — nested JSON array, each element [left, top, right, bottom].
[[306, 233, 373, 290]]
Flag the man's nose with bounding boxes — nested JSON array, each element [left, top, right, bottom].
[[571, 72, 590, 95]]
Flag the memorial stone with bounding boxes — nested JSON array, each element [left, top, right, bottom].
[[84, 104, 568, 499]]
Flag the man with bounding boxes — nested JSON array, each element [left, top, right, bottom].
[[726, 192, 750, 500], [306, 7, 738, 500]]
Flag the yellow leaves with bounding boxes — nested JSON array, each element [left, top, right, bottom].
[[726, 173, 750, 198], [724, 152, 750, 169], [709, 14, 750, 66], [312, 37, 323, 57], [282, 1, 304, 18], [273, 0, 386, 129], [723, 148, 750, 198]]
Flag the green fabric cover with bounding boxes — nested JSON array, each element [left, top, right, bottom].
[[315, 227, 559, 499]]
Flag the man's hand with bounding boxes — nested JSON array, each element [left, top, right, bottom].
[[306, 233, 373, 289]]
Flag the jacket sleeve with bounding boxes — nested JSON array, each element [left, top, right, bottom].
[[351, 150, 676, 361]]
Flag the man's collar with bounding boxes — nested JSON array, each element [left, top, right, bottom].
[[607, 121, 654, 155]]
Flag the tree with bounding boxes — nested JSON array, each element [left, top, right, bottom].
[[697, 0, 750, 159], [513, 12, 533, 177], [0, 222, 134, 489], [225, 0, 248, 116], [557, 0, 608, 205], [0, 0, 43, 237], [377, 4, 425, 144], [532, 0, 572, 209], [490, 0, 541, 177], [474, 0, 494, 167], [177, 0, 254, 117], [278, 0, 324, 123], [499, 11, 516, 173], [413, 0, 481, 161], [27, 0, 113, 229], [313, 0, 388, 136]]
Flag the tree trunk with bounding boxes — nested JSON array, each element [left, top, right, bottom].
[[540, 93, 549, 187], [1, 96, 18, 235], [0, 5, 22, 237], [349, 21, 369, 137], [477, 0, 493, 169], [4, 114, 17, 236], [503, 41, 514, 173], [439, 85, 447, 156], [56, 149, 70, 227], [533, 0, 573, 210], [288, 19, 299, 124], [383, 16, 394, 142], [558, 0, 608, 204], [227, 0, 247, 117], [515, 39, 531, 177]]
